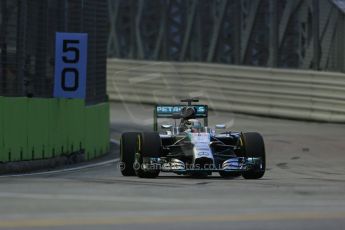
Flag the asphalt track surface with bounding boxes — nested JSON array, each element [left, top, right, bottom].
[[0, 102, 344, 230]]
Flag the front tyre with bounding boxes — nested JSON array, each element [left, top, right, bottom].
[[120, 132, 140, 176], [135, 132, 161, 178], [242, 132, 266, 179]]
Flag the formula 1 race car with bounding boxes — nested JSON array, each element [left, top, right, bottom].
[[120, 99, 265, 179]]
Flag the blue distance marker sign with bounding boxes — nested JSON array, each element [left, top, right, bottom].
[[54, 32, 88, 99]]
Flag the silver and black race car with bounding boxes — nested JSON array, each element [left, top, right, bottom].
[[120, 99, 265, 179]]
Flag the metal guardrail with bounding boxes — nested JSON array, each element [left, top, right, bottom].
[[107, 59, 345, 122]]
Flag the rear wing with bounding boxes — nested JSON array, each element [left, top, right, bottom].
[[153, 105, 208, 131]]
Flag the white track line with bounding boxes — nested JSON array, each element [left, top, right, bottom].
[[0, 159, 120, 178], [110, 138, 120, 145], [0, 139, 120, 178]]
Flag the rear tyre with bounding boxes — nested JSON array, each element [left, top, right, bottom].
[[135, 132, 161, 178], [120, 132, 139, 176], [242, 132, 266, 179]]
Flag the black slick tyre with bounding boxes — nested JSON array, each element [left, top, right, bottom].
[[135, 132, 161, 178], [120, 132, 139, 176], [242, 132, 266, 179]]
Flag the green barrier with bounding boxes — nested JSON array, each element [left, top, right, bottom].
[[70, 99, 86, 154], [3, 98, 27, 162], [84, 102, 110, 160], [0, 96, 109, 163], [27, 98, 49, 160], [0, 97, 4, 162], [48, 99, 62, 157]]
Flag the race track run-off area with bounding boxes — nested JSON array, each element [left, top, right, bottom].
[[0, 102, 344, 230]]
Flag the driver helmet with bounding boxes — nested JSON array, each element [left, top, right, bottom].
[[188, 119, 202, 133]]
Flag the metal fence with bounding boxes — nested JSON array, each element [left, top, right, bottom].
[[108, 0, 345, 73], [0, 0, 108, 104]]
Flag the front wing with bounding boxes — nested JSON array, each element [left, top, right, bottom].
[[141, 157, 264, 174]]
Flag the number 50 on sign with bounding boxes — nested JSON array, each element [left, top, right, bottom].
[[54, 32, 88, 99]]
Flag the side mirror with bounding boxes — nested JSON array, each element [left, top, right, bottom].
[[215, 124, 226, 129], [161, 124, 172, 129]]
